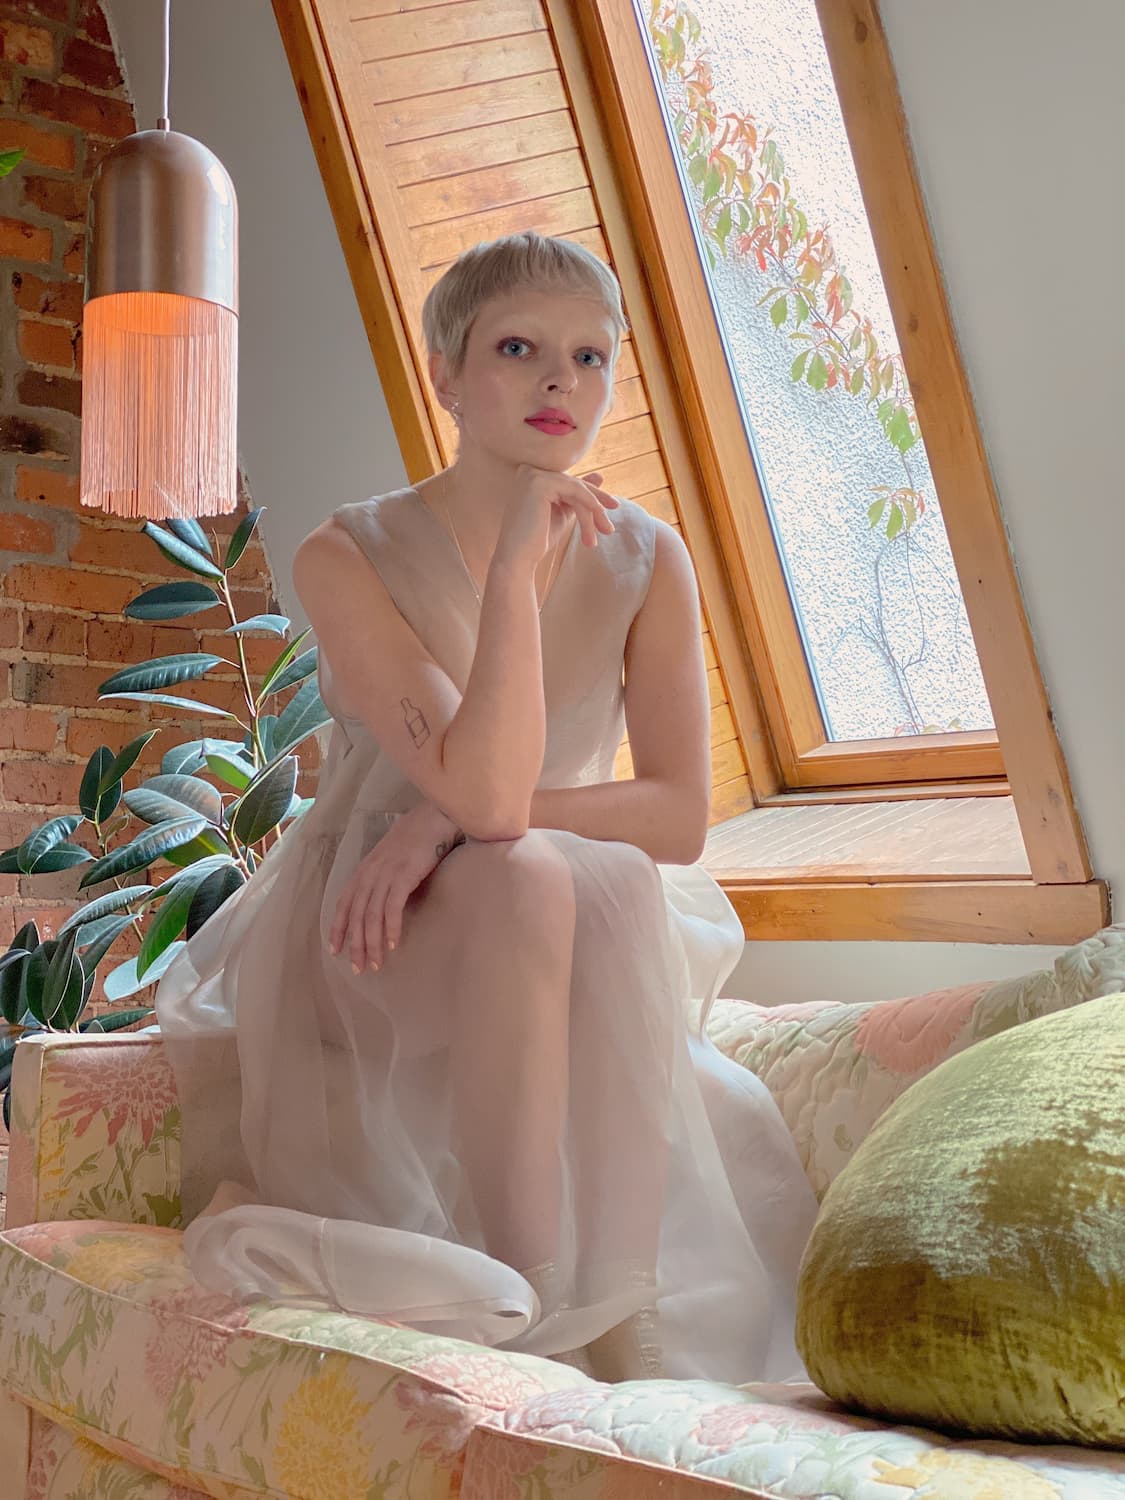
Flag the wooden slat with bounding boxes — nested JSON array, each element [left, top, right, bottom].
[[364, 32, 556, 103], [583, 413, 658, 472], [387, 110, 578, 186], [718, 879, 1109, 945], [412, 185, 599, 266], [353, 0, 546, 61], [603, 375, 648, 426], [348, 0, 477, 17], [402, 149, 588, 226], [375, 71, 568, 145]]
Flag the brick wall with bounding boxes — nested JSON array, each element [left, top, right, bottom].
[[0, 1, 317, 1002]]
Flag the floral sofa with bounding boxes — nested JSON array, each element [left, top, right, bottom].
[[3, 925, 1125, 1500]]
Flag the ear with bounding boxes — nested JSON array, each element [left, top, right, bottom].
[[429, 350, 458, 416]]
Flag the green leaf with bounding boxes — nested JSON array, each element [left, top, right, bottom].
[[256, 715, 279, 761], [794, 295, 809, 329], [230, 757, 298, 845], [161, 737, 244, 776], [262, 647, 317, 699], [78, 817, 209, 889], [125, 581, 221, 621], [790, 351, 809, 382], [141, 1191, 181, 1228], [80, 1006, 153, 1034], [888, 405, 917, 453], [58, 886, 158, 936], [806, 353, 829, 391], [161, 829, 230, 867], [164, 516, 213, 558], [99, 654, 225, 698], [42, 928, 85, 1028], [224, 614, 290, 637], [0, 923, 40, 1025], [770, 297, 788, 329], [103, 944, 186, 1001], [272, 677, 330, 758], [206, 752, 255, 791], [256, 628, 311, 701], [186, 865, 245, 938], [142, 522, 224, 580], [886, 504, 905, 540], [80, 747, 115, 820], [703, 164, 721, 200], [21, 843, 93, 874], [73, 914, 135, 974], [0, 848, 19, 874], [100, 731, 161, 794], [849, 365, 865, 395], [867, 497, 888, 528], [99, 691, 240, 720], [17, 816, 82, 874], [715, 202, 732, 247], [136, 859, 229, 978], [224, 507, 266, 570], [125, 776, 223, 826], [0, 148, 27, 178], [687, 152, 706, 187]]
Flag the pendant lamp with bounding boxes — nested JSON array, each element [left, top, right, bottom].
[[80, 0, 238, 519]]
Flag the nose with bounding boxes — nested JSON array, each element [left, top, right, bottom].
[[542, 359, 577, 395]]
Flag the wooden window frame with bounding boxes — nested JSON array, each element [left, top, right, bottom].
[[272, 0, 1107, 941]]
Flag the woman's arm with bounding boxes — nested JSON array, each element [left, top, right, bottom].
[[427, 522, 711, 865]]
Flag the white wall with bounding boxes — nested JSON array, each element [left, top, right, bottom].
[[103, 0, 1123, 1002]]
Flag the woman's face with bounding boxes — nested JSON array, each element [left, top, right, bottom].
[[443, 287, 618, 471]]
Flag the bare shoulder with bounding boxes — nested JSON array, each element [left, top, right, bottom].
[[645, 514, 698, 604]]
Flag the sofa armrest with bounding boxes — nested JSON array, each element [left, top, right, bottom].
[[6, 1032, 181, 1230]]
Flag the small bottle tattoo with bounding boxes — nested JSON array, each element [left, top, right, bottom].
[[401, 697, 430, 747]]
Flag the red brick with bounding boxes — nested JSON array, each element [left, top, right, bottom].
[[66, 713, 158, 762], [17, 369, 81, 416], [21, 78, 134, 140], [60, 36, 121, 91], [0, 905, 15, 946], [76, 0, 112, 47], [0, 707, 59, 753], [0, 19, 54, 71], [85, 618, 155, 664], [2, 563, 137, 615], [15, 464, 80, 514], [6, 905, 70, 942], [0, 119, 75, 172], [22, 606, 85, 655], [0, 510, 55, 554], [21, 173, 87, 223], [18, 317, 77, 370], [2, 758, 85, 807], [0, 216, 52, 263], [69, 525, 192, 576], [0, 416, 67, 459], [0, 606, 18, 648], [61, 229, 83, 274], [10, 271, 85, 322], [3, 1, 69, 23]]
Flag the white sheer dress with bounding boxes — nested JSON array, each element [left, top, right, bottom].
[[155, 487, 818, 1382]]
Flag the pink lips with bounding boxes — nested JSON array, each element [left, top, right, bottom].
[[526, 408, 575, 436]]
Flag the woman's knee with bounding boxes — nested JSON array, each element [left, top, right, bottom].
[[444, 830, 576, 929]]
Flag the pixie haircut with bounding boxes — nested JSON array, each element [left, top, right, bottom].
[[422, 231, 629, 375]]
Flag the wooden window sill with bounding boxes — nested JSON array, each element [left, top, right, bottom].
[[702, 795, 1109, 942]]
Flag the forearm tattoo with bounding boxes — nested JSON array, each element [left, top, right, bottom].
[[401, 696, 430, 748]]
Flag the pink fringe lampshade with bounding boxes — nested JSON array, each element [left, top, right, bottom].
[[80, 128, 239, 520]]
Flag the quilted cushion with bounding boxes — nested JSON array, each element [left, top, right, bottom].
[[465, 1379, 1125, 1498], [797, 995, 1125, 1446], [706, 922, 1125, 1196], [22, 1405, 210, 1499], [0, 1221, 591, 1500]]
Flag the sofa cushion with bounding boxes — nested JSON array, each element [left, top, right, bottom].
[[0, 1221, 592, 1500], [705, 921, 1125, 1196], [22, 1405, 211, 1499], [464, 1379, 1125, 1498], [796, 994, 1125, 1447]]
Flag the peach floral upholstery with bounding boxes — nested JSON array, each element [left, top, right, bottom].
[[705, 922, 1125, 1195]]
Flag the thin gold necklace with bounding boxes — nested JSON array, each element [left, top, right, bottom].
[[438, 486, 567, 616]]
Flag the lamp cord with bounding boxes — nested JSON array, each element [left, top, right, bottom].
[[158, 0, 171, 129]]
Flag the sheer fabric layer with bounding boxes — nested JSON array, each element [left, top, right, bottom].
[[156, 488, 818, 1383]]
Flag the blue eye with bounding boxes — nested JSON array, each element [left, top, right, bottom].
[[577, 349, 606, 367], [499, 338, 531, 357]]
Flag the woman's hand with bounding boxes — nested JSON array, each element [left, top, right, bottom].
[[495, 466, 619, 575], [327, 802, 464, 973]]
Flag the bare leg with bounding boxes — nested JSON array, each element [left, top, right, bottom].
[[440, 833, 576, 1270]]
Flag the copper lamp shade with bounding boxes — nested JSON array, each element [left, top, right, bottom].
[[80, 128, 239, 519]]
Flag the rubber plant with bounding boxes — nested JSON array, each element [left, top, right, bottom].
[[0, 509, 330, 1128]]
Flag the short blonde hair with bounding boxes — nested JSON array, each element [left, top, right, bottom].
[[422, 231, 628, 375]]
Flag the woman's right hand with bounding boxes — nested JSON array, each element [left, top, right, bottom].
[[494, 466, 620, 576]]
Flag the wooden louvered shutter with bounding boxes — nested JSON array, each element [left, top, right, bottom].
[[272, 0, 763, 824]]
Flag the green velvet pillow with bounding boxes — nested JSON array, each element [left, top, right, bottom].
[[796, 992, 1125, 1447]]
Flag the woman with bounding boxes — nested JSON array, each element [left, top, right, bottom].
[[156, 231, 818, 1383]]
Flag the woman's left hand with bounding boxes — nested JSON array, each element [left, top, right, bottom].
[[327, 802, 463, 973]]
